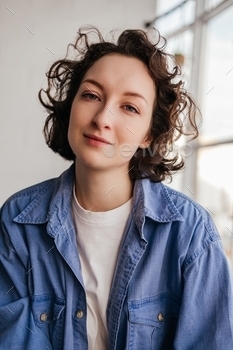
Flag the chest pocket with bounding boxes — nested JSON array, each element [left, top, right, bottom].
[[127, 292, 180, 350], [31, 294, 65, 350]]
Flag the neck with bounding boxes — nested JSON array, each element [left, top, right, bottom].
[[74, 162, 134, 212]]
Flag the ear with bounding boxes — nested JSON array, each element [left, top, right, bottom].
[[139, 134, 152, 149]]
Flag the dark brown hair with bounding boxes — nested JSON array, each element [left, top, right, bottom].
[[39, 26, 200, 182]]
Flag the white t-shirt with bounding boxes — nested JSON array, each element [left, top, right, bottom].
[[72, 189, 132, 350]]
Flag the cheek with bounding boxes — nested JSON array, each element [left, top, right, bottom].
[[120, 120, 151, 146], [67, 122, 73, 150], [67, 110, 79, 147], [69, 104, 78, 125], [68, 105, 85, 132]]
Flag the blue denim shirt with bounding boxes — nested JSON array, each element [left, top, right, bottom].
[[1, 164, 233, 349]]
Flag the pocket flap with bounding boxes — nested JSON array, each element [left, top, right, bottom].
[[128, 292, 180, 327], [30, 294, 65, 325]]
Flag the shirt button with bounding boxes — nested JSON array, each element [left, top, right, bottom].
[[157, 313, 164, 322], [76, 310, 84, 319], [40, 312, 48, 322]]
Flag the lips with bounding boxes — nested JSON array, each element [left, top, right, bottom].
[[84, 134, 113, 145]]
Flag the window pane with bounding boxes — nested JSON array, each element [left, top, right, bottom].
[[156, 0, 184, 16], [154, 0, 195, 36], [163, 30, 194, 193], [205, 0, 225, 11], [196, 144, 233, 270], [167, 30, 193, 87], [200, 6, 233, 143]]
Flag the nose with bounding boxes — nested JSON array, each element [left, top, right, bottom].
[[92, 104, 114, 130]]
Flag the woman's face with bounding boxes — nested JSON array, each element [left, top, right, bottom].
[[68, 53, 155, 173]]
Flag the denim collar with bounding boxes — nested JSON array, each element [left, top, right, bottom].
[[14, 164, 183, 235]]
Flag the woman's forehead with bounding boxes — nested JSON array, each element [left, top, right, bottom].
[[81, 54, 156, 99]]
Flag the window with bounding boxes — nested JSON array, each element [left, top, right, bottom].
[[196, 144, 233, 268], [152, 0, 233, 270], [200, 6, 233, 143], [205, 0, 225, 11], [155, 0, 195, 36], [166, 30, 193, 86]]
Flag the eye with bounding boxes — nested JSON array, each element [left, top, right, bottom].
[[82, 92, 100, 101], [123, 105, 139, 114]]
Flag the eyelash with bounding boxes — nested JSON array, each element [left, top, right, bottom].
[[122, 105, 139, 114], [81, 92, 100, 100], [81, 92, 139, 114]]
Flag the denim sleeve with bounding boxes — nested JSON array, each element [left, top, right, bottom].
[[0, 208, 53, 350], [174, 238, 233, 349]]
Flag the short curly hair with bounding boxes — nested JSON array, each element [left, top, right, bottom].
[[39, 26, 200, 182]]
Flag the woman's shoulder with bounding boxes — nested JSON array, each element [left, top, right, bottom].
[[161, 182, 207, 216], [140, 180, 223, 269], [0, 165, 74, 221], [151, 180, 213, 221], [0, 177, 56, 224], [139, 179, 221, 247], [139, 178, 211, 223]]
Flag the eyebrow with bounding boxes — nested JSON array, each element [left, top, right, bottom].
[[123, 92, 147, 105], [81, 79, 103, 90], [81, 78, 148, 105]]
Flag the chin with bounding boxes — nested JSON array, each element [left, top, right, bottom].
[[75, 154, 110, 170]]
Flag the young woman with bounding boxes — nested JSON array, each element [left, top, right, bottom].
[[0, 27, 232, 350]]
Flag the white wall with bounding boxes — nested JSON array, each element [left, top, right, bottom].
[[0, 0, 156, 205]]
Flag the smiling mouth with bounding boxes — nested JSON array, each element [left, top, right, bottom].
[[84, 134, 113, 145]]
